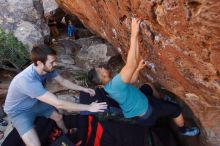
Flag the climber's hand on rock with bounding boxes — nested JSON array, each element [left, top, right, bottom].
[[137, 59, 146, 71], [131, 17, 141, 36]]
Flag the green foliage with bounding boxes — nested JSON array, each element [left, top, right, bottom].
[[0, 28, 30, 71]]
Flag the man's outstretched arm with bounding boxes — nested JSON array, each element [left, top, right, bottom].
[[54, 75, 95, 96], [120, 18, 141, 83], [37, 91, 107, 112]]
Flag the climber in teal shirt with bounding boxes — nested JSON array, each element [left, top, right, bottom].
[[89, 18, 149, 118], [104, 74, 148, 118], [88, 18, 199, 137]]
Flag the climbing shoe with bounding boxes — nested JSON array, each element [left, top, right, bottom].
[[181, 127, 200, 136]]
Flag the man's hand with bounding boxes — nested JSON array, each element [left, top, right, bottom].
[[83, 88, 96, 96], [88, 101, 107, 112], [131, 18, 141, 37]]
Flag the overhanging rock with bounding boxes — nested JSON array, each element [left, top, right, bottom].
[[57, 0, 220, 145]]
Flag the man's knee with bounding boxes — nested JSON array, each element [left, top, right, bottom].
[[50, 111, 63, 122], [21, 129, 40, 146], [27, 142, 41, 146]]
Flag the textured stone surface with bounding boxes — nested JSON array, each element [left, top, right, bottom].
[[74, 36, 119, 70], [46, 33, 118, 92], [42, 0, 59, 15], [0, 0, 51, 50], [14, 21, 45, 50], [57, 0, 220, 145]]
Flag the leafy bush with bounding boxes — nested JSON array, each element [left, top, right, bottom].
[[0, 28, 30, 72]]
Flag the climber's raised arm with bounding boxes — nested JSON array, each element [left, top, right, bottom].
[[120, 18, 141, 83]]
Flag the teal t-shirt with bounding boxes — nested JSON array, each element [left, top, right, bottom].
[[104, 74, 148, 118]]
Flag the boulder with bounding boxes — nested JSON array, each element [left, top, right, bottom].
[[74, 36, 119, 70], [57, 1, 220, 145], [14, 21, 45, 50], [42, 0, 58, 16], [0, 0, 52, 51], [75, 28, 94, 39]]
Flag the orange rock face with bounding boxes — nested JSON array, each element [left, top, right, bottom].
[[57, 0, 220, 145]]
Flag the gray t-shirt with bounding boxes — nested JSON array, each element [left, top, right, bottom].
[[4, 64, 58, 115]]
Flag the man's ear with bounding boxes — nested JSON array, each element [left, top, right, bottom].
[[36, 60, 43, 67]]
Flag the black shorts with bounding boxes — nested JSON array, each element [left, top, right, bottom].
[[138, 84, 182, 126]]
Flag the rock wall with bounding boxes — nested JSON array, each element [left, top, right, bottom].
[[0, 0, 51, 51], [57, 0, 220, 145]]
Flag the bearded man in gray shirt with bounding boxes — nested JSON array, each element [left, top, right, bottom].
[[4, 45, 107, 146]]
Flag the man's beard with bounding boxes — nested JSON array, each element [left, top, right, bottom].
[[43, 66, 54, 73]]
